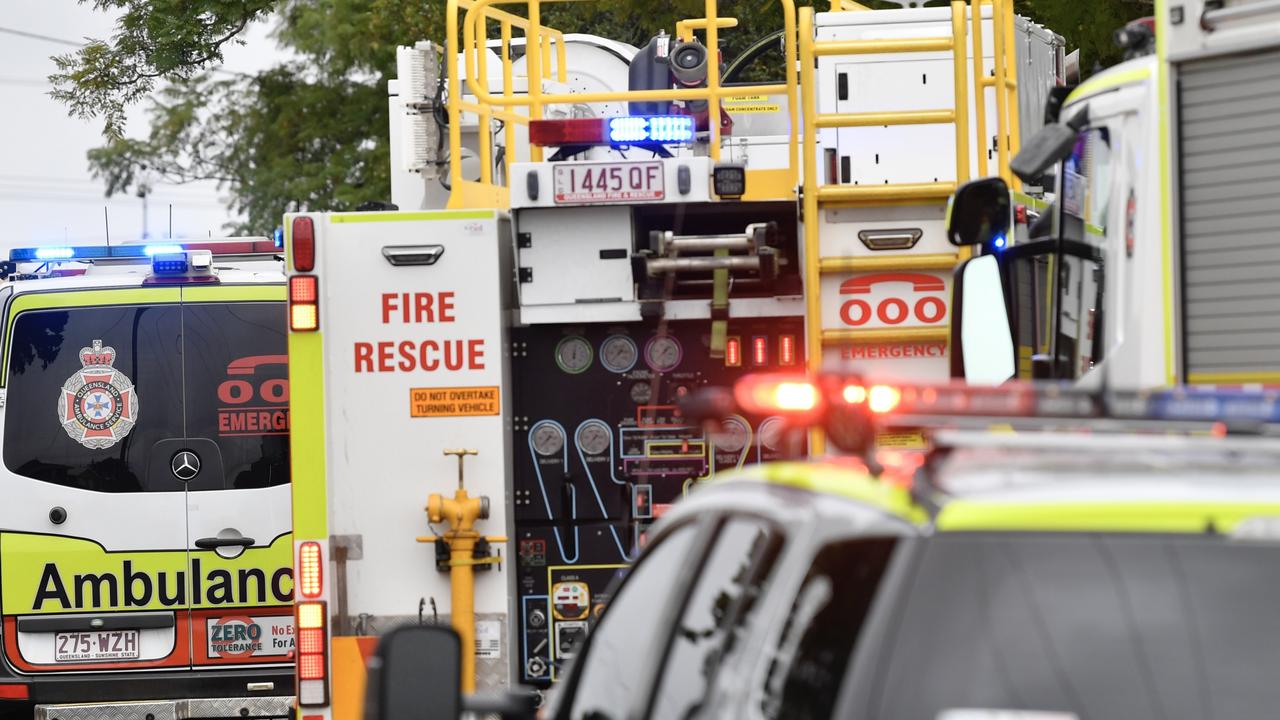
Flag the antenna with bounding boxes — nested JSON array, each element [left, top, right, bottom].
[[103, 206, 111, 248], [168, 204, 173, 238]]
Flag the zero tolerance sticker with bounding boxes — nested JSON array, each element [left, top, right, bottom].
[[57, 340, 139, 449]]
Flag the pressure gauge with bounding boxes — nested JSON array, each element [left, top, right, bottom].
[[644, 336, 683, 373], [600, 335, 638, 374], [711, 417, 749, 454], [760, 419, 785, 452], [577, 422, 612, 455], [532, 424, 566, 457], [555, 336, 593, 374], [630, 381, 654, 405]]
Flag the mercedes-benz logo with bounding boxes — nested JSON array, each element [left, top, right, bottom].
[[171, 450, 201, 481]]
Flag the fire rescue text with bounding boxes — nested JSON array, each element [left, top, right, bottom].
[[354, 292, 486, 372]]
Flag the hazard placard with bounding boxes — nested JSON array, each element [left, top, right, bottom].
[[410, 386, 500, 417], [876, 431, 927, 450]]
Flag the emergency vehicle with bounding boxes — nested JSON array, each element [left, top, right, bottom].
[[367, 375, 1280, 720], [286, 0, 1068, 713], [0, 241, 295, 720], [946, 0, 1280, 390]]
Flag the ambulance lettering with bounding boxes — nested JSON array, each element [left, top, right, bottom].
[[838, 273, 948, 327], [353, 292, 487, 372], [33, 560, 293, 611], [218, 355, 290, 436]]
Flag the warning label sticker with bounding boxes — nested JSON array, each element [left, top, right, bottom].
[[410, 386, 500, 417], [723, 95, 781, 113], [876, 432, 927, 450]]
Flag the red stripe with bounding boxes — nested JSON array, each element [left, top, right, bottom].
[[0, 684, 29, 700]]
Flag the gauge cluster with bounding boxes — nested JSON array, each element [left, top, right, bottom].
[[510, 317, 804, 686]]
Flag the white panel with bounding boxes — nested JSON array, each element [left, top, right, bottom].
[[516, 206, 634, 307], [315, 212, 511, 617]]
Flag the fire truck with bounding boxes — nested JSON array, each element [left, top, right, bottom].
[[284, 0, 1066, 713], [947, 0, 1280, 390]]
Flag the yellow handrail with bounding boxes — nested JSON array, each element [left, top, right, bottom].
[[446, 0, 800, 208]]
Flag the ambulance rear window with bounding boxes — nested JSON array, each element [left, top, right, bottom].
[[183, 302, 289, 490], [4, 299, 288, 492], [5, 304, 185, 492]]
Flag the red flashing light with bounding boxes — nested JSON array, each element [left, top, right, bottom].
[[753, 336, 768, 366], [779, 335, 796, 366], [291, 217, 315, 272], [868, 385, 902, 414], [529, 118, 607, 147], [735, 374, 822, 417], [298, 541, 323, 598], [725, 337, 741, 367]]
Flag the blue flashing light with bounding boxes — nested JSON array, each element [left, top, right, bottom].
[[991, 233, 1008, 250], [273, 227, 285, 248], [607, 115, 694, 145], [144, 244, 184, 256], [1144, 389, 1280, 424], [35, 247, 75, 260]]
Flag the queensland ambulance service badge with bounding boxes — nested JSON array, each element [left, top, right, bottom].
[[57, 340, 139, 449]]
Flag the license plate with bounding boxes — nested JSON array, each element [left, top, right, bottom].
[[553, 162, 664, 204], [55, 630, 140, 662]]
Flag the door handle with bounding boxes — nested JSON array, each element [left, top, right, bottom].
[[195, 536, 256, 549]]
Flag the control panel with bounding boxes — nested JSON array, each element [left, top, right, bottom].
[[511, 317, 804, 685]]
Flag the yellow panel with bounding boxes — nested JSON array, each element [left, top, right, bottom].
[[289, 331, 328, 541], [330, 637, 372, 720]]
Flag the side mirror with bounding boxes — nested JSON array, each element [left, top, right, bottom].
[[952, 255, 1016, 386], [1010, 106, 1089, 183], [367, 625, 461, 720], [946, 177, 1012, 247]]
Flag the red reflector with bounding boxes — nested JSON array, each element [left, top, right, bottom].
[[290, 276, 318, 304], [779, 335, 796, 366], [753, 336, 768, 366], [0, 684, 29, 700], [299, 653, 326, 680], [725, 337, 741, 367], [291, 217, 315, 272], [298, 541, 323, 598], [528, 118, 608, 147]]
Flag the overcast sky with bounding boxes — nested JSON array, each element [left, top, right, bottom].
[[0, 1, 277, 251]]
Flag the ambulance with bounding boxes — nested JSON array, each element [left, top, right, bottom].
[[0, 241, 294, 720]]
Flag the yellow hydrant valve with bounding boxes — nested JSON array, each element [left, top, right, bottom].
[[416, 448, 506, 694]]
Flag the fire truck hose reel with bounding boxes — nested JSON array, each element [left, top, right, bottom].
[[643, 255, 763, 276]]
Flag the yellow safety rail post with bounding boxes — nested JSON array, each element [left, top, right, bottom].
[[799, 2, 971, 455], [445, 0, 801, 208]]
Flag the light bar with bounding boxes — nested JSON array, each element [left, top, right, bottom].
[[528, 115, 694, 148], [11, 238, 280, 263], [296, 600, 329, 706]]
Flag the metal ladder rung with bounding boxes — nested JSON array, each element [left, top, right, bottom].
[[813, 36, 954, 56], [822, 327, 951, 344], [819, 253, 960, 273], [816, 182, 955, 205], [978, 76, 1018, 90], [815, 109, 954, 129]]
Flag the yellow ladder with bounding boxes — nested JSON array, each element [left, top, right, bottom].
[[800, 0, 1021, 454]]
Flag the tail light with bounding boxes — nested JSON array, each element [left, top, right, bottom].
[[724, 337, 741, 367], [290, 276, 319, 332], [291, 217, 315, 272], [779, 335, 796, 366], [840, 383, 902, 414], [752, 336, 769, 367], [298, 541, 323, 598], [296, 601, 329, 706]]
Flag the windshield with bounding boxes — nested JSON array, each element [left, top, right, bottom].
[[839, 533, 1280, 719]]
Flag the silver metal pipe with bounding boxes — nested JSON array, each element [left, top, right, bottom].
[[643, 255, 762, 275], [1202, 0, 1280, 29]]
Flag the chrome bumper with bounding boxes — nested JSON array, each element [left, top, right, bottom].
[[36, 696, 294, 720]]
